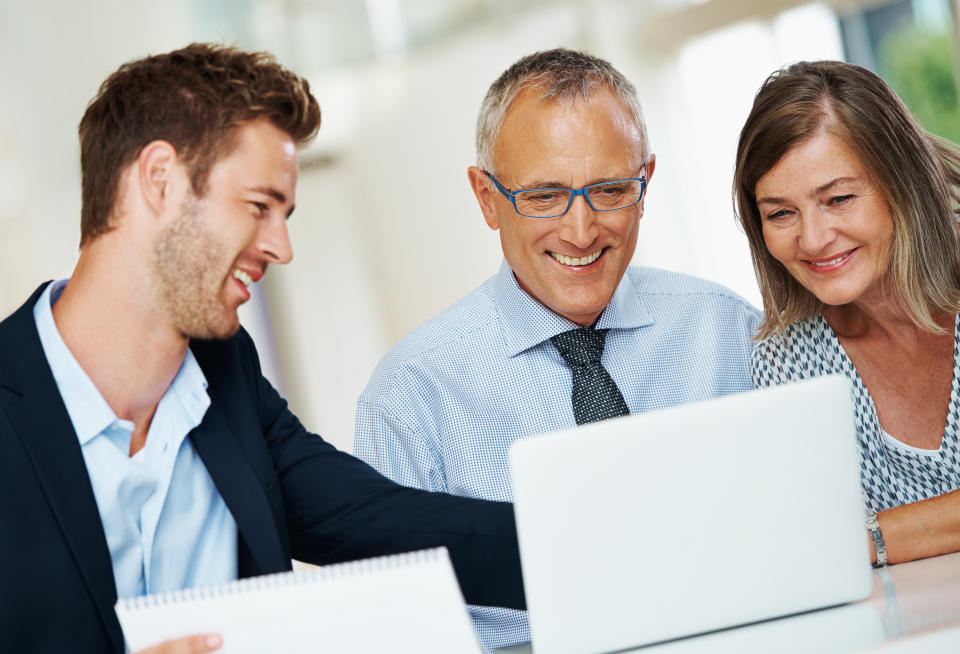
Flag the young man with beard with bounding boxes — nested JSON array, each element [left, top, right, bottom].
[[0, 43, 524, 654]]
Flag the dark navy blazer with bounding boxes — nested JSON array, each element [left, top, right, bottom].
[[0, 284, 525, 653]]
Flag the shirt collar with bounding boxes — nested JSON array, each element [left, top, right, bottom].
[[32, 279, 209, 446], [492, 259, 654, 357]]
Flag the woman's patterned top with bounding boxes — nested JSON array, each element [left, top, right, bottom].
[[751, 314, 960, 511]]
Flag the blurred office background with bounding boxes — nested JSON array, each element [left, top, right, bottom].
[[2, 0, 958, 452]]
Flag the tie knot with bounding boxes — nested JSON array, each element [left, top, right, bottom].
[[551, 328, 608, 368]]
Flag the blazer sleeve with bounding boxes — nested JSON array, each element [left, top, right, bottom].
[[235, 330, 526, 610]]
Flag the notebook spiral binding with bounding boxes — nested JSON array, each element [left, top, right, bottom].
[[118, 547, 447, 611]]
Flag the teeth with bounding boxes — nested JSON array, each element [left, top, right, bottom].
[[811, 252, 850, 267], [550, 250, 602, 266], [232, 269, 253, 288]]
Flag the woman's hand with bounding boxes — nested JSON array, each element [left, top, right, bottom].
[[875, 488, 960, 564]]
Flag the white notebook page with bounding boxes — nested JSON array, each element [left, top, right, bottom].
[[116, 547, 482, 653]]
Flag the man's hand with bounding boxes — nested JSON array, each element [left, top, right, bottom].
[[132, 634, 222, 653]]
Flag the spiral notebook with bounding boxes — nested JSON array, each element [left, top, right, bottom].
[[115, 547, 482, 653]]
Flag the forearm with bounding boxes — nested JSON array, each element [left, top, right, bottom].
[[282, 452, 526, 609], [874, 488, 960, 564], [258, 356, 525, 607]]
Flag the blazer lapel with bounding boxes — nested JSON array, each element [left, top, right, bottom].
[[3, 287, 123, 653], [189, 401, 288, 576]]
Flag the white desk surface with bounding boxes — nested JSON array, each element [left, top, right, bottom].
[[496, 551, 960, 653]]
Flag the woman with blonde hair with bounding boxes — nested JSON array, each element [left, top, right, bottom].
[[735, 60, 960, 566]]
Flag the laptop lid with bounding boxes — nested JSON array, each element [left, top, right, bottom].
[[509, 375, 874, 654]]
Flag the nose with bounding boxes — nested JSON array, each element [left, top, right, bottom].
[[557, 194, 599, 250], [258, 214, 293, 265], [796, 210, 836, 255]]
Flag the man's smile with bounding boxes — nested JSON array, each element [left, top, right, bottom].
[[232, 268, 254, 287], [549, 248, 605, 267]]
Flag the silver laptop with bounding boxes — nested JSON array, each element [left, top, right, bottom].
[[509, 375, 873, 654]]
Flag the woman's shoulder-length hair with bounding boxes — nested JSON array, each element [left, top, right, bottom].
[[733, 59, 960, 339]]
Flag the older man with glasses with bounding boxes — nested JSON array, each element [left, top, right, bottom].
[[354, 48, 760, 650]]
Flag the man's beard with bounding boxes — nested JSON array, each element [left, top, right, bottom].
[[151, 196, 240, 340]]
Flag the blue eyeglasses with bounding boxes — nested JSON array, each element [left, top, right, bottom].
[[485, 171, 647, 218]]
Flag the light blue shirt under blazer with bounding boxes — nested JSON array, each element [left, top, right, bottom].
[[355, 261, 762, 651], [33, 280, 238, 601]]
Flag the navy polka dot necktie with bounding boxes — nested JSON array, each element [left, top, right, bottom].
[[551, 328, 630, 425]]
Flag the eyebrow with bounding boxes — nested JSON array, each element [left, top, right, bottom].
[[249, 185, 288, 203], [756, 176, 861, 205], [516, 180, 566, 190], [516, 175, 638, 190], [814, 176, 859, 195]]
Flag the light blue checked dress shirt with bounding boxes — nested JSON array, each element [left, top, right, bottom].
[[34, 279, 238, 601], [355, 261, 761, 651]]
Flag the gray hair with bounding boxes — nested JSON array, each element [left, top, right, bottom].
[[475, 48, 650, 172]]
